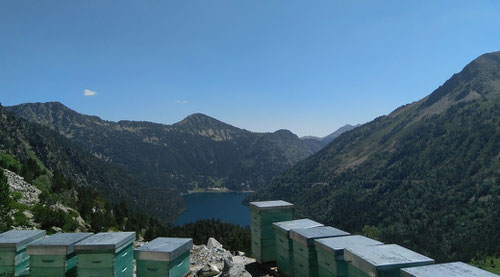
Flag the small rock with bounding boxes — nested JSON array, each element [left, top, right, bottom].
[[51, 226, 63, 233], [196, 263, 220, 277]]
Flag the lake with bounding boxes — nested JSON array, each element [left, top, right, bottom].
[[175, 192, 251, 227]]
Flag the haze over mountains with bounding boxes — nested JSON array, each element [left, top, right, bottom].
[[251, 51, 500, 262], [301, 124, 359, 145]]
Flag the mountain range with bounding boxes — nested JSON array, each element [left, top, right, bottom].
[[251, 51, 500, 262], [3, 102, 341, 222], [5, 103, 324, 193]]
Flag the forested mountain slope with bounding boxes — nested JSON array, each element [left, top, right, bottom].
[[0, 104, 184, 222], [6, 103, 322, 192], [251, 51, 500, 262]]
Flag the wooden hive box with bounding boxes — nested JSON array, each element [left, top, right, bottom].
[[314, 235, 383, 277], [400, 262, 499, 277], [134, 237, 193, 277], [272, 219, 323, 277], [290, 226, 350, 277], [26, 232, 93, 277], [344, 244, 434, 277], [0, 230, 46, 276], [74, 232, 135, 277], [249, 200, 293, 264]]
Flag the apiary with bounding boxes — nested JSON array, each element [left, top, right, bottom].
[[0, 230, 46, 276], [74, 232, 135, 277], [401, 262, 499, 277], [314, 235, 383, 277], [26, 232, 93, 277], [290, 226, 350, 277], [249, 200, 293, 263], [344, 244, 434, 277], [272, 219, 323, 277], [134, 237, 193, 277]]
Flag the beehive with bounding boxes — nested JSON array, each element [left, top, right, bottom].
[[344, 244, 434, 277], [0, 230, 46, 276], [314, 235, 383, 277], [400, 262, 499, 277], [290, 226, 350, 277], [135, 237, 193, 277], [26, 232, 93, 277], [272, 219, 323, 277], [249, 200, 293, 263], [74, 232, 135, 277]]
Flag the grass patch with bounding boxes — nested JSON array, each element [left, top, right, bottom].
[[471, 256, 500, 274]]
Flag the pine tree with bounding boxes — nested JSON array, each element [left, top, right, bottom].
[[0, 168, 12, 232]]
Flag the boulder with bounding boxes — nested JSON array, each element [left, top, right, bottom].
[[207, 237, 223, 249], [221, 258, 251, 277], [196, 263, 220, 277]]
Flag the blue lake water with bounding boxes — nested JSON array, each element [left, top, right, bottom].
[[175, 192, 251, 227]]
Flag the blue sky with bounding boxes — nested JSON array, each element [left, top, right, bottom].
[[1, 1, 499, 137]]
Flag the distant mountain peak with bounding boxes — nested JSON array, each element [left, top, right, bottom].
[[179, 113, 220, 124], [173, 113, 242, 141]]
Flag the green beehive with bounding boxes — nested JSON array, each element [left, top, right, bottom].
[[344, 244, 434, 277], [272, 219, 323, 277], [314, 235, 383, 277], [135, 237, 193, 277], [401, 262, 499, 277], [26, 232, 93, 277], [249, 200, 293, 264], [74, 232, 135, 277], [0, 230, 46, 276], [290, 226, 350, 277]]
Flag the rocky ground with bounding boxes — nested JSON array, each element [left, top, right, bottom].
[[187, 237, 277, 277], [5, 169, 88, 232], [134, 237, 276, 277]]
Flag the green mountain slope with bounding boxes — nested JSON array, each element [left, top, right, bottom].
[[0, 104, 184, 223], [251, 51, 500, 262], [6, 103, 322, 192]]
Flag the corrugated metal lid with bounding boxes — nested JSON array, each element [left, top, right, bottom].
[[290, 226, 350, 246], [0, 230, 46, 250], [273, 219, 323, 233], [134, 237, 193, 262], [249, 200, 293, 211], [314, 235, 383, 256], [75, 232, 135, 253], [401, 262, 499, 277], [344, 244, 434, 275], [27, 233, 93, 255]]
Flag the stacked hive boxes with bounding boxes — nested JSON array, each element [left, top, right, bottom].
[[0, 230, 46, 276], [135, 237, 193, 277], [401, 262, 499, 277], [290, 226, 349, 277], [75, 232, 135, 277], [249, 200, 293, 264], [26, 232, 93, 277], [273, 219, 323, 277], [344, 244, 434, 277], [314, 235, 383, 277]]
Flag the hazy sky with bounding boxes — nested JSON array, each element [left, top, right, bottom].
[[1, 1, 500, 137]]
